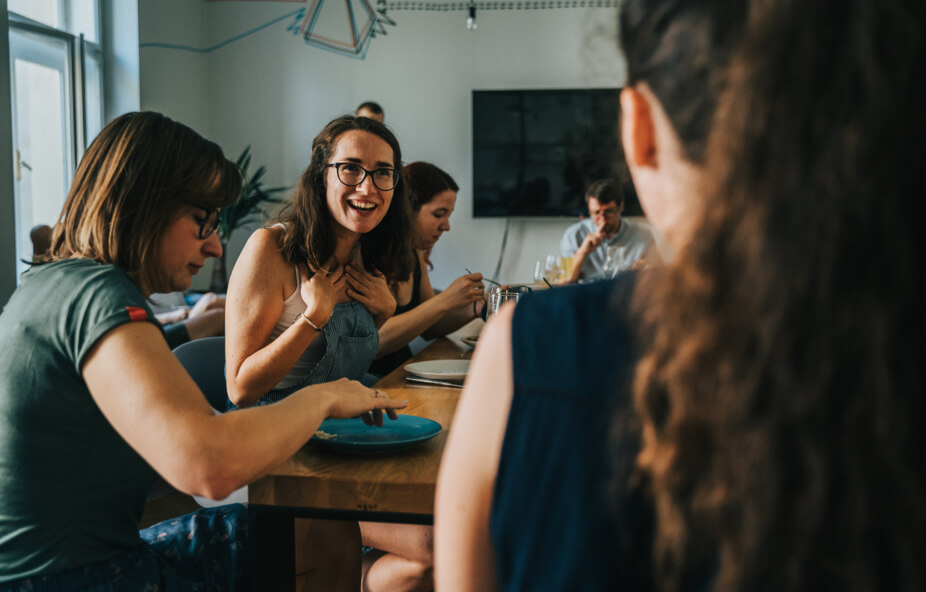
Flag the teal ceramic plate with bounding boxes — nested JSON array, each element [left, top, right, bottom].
[[311, 415, 442, 453]]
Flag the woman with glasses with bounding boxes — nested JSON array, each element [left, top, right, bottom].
[[0, 111, 405, 591], [369, 161, 486, 378], [225, 115, 434, 592]]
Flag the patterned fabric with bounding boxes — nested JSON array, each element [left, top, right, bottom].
[[0, 505, 248, 592]]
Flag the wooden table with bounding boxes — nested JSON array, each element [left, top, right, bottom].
[[247, 335, 475, 589]]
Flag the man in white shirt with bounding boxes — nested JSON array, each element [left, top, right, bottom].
[[560, 179, 660, 283]]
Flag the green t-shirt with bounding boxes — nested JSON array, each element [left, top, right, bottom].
[[0, 259, 159, 582]]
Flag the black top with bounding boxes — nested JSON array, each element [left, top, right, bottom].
[[368, 257, 423, 377]]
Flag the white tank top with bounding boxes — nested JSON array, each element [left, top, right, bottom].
[[265, 229, 327, 389]]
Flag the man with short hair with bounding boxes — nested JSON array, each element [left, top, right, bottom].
[[559, 179, 660, 283], [356, 101, 385, 122]]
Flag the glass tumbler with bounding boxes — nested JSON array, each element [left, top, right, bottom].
[[487, 289, 521, 318]]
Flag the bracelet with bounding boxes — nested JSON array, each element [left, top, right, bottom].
[[299, 311, 324, 331]]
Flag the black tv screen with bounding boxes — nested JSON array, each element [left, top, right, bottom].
[[472, 88, 641, 218]]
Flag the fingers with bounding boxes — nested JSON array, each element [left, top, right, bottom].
[[356, 390, 405, 425], [371, 389, 407, 409], [344, 266, 369, 288], [345, 264, 384, 287]]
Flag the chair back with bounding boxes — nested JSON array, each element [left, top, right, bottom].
[[172, 336, 228, 412]]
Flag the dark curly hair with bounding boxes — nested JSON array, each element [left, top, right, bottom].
[[629, 0, 925, 590], [275, 115, 414, 283]]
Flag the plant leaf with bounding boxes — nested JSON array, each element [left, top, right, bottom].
[[218, 146, 290, 241]]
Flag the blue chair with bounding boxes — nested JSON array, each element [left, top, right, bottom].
[[172, 336, 247, 506], [172, 336, 228, 412]]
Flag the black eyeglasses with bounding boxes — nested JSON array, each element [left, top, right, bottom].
[[194, 207, 220, 239], [326, 162, 399, 191]]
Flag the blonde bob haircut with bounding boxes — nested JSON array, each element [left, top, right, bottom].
[[42, 111, 240, 295]]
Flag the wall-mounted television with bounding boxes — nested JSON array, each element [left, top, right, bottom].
[[472, 88, 642, 218]]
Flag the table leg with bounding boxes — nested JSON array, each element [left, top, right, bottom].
[[249, 506, 295, 591]]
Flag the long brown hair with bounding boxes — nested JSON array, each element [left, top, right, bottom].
[[43, 111, 240, 295], [275, 116, 414, 282], [630, 0, 925, 590]]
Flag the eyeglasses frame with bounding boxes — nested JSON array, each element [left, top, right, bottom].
[[325, 162, 400, 192], [195, 207, 220, 240]]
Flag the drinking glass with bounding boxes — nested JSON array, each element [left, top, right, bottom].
[[487, 289, 521, 318], [559, 256, 574, 281], [534, 260, 544, 283], [541, 254, 564, 282], [603, 245, 629, 278]]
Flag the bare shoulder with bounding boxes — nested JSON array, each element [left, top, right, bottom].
[[246, 226, 285, 256], [228, 227, 292, 301], [240, 228, 290, 274]]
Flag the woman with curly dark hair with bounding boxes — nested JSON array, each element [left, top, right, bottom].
[[435, 0, 747, 588], [632, 0, 926, 590]]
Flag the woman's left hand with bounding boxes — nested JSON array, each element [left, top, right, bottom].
[[345, 265, 397, 327]]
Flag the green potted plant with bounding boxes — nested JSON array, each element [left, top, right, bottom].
[[209, 146, 288, 292]]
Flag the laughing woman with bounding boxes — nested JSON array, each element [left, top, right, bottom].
[[225, 116, 434, 592]]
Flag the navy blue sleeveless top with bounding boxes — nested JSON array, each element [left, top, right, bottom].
[[489, 273, 654, 591]]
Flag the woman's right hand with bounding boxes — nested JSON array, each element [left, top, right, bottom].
[[299, 260, 347, 328], [321, 378, 407, 426], [439, 273, 485, 310]]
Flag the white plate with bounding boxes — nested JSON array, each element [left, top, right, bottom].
[[404, 359, 471, 381]]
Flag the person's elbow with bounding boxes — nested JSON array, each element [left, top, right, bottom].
[[225, 372, 260, 409], [184, 467, 242, 501], [161, 435, 248, 500]]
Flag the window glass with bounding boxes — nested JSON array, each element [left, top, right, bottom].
[[83, 48, 104, 143], [9, 28, 74, 275], [8, 0, 98, 43], [69, 0, 99, 43], [8, 0, 60, 28]]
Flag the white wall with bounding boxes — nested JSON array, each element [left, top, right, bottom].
[[138, 1, 628, 290]]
